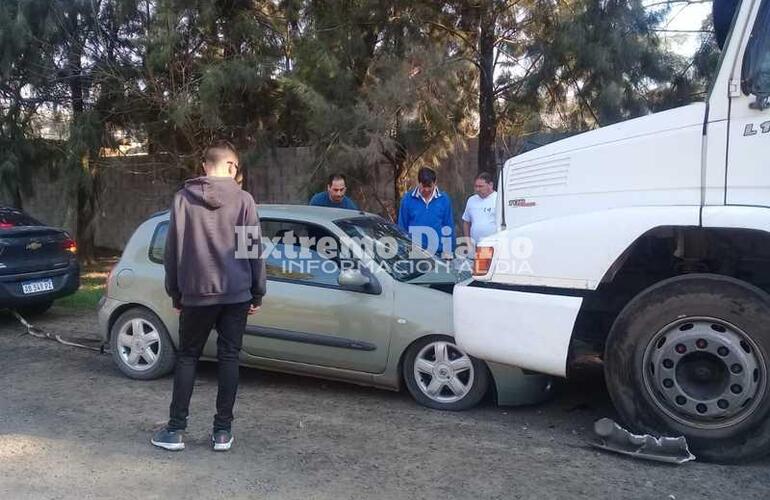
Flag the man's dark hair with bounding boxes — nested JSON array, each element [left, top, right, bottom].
[[417, 167, 437, 185], [327, 173, 347, 186], [203, 139, 239, 165], [476, 172, 494, 184]]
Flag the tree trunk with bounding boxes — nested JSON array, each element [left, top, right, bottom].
[[68, 7, 97, 263], [76, 164, 100, 264], [477, 7, 497, 176], [12, 185, 23, 209]]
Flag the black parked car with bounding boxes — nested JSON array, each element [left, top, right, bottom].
[[0, 207, 80, 316]]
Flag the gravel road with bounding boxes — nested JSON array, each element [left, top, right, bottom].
[[1, 307, 768, 499]]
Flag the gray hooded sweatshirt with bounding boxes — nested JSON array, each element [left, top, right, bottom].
[[163, 176, 266, 308]]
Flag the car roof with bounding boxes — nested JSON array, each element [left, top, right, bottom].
[[148, 204, 376, 225], [258, 204, 374, 223]]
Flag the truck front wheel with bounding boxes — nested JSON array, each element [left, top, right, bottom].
[[605, 274, 770, 463]]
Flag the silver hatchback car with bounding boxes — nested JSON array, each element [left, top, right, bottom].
[[97, 205, 552, 410]]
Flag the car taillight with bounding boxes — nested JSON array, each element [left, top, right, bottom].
[[0, 222, 13, 229], [473, 246, 494, 276], [62, 238, 77, 254]]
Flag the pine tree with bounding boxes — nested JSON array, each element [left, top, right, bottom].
[[286, 0, 477, 212], [0, 0, 63, 207]]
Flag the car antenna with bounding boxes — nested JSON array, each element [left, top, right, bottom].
[[497, 152, 507, 231]]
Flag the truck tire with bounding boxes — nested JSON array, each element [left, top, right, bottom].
[[605, 274, 770, 463]]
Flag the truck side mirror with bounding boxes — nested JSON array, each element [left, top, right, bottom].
[[741, 2, 770, 109]]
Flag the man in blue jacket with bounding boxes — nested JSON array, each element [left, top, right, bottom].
[[397, 167, 455, 259]]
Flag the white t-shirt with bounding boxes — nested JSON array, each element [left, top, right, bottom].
[[462, 191, 498, 244]]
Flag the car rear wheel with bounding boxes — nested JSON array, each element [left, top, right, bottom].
[[111, 308, 175, 380], [605, 274, 770, 463], [403, 335, 489, 411]]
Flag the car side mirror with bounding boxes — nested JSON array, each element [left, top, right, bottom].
[[338, 269, 371, 289]]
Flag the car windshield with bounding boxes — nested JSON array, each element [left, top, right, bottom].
[[335, 216, 440, 282], [0, 209, 42, 229]]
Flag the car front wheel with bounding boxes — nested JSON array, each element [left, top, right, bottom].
[[403, 335, 489, 411], [111, 307, 175, 380]]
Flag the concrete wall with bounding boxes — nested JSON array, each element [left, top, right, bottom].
[[94, 155, 187, 251], [246, 147, 401, 221], [3, 137, 508, 251], [0, 170, 78, 236]]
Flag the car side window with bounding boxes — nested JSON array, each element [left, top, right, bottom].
[[262, 219, 342, 287], [266, 243, 340, 286], [148, 221, 169, 264]]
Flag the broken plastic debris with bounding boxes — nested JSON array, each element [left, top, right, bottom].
[[591, 418, 695, 464]]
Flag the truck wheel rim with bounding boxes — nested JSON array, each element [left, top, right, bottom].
[[642, 317, 766, 430], [413, 341, 474, 404], [116, 318, 162, 371]]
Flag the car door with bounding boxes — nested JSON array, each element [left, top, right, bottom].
[[726, 0, 770, 206], [241, 218, 395, 374]]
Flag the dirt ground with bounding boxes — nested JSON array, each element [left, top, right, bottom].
[[1, 307, 769, 500]]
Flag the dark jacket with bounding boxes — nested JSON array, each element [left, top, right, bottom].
[[163, 176, 266, 309]]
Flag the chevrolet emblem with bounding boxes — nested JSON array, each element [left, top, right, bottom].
[[26, 241, 42, 251]]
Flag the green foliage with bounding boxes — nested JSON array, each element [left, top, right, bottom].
[[0, 0, 723, 208]]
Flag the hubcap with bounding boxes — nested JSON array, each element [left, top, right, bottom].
[[117, 318, 162, 371], [413, 341, 474, 404], [643, 317, 766, 430]]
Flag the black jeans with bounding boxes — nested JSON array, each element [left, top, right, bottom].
[[168, 301, 251, 432]]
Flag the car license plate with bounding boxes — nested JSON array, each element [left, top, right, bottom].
[[22, 279, 54, 294]]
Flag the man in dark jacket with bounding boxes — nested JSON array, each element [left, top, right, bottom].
[[152, 140, 266, 452]]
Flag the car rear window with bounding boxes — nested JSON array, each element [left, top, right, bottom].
[[148, 221, 169, 263], [0, 209, 42, 228]]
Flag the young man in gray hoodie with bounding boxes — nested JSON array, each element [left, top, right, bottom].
[[152, 140, 266, 452]]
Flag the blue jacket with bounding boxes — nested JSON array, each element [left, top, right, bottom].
[[309, 192, 359, 210], [397, 187, 455, 254]]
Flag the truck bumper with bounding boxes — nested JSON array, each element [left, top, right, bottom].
[[453, 280, 583, 377]]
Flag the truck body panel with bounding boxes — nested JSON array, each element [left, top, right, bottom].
[[455, 0, 769, 378]]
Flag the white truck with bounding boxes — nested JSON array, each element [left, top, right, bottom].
[[454, 0, 770, 463]]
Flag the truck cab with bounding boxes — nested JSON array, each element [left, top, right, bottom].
[[454, 0, 770, 463]]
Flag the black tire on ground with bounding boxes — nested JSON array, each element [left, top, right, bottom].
[[16, 301, 53, 317], [402, 334, 490, 411], [605, 274, 770, 463], [111, 307, 176, 380]]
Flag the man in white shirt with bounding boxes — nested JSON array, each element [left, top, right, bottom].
[[461, 172, 498, 247]]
